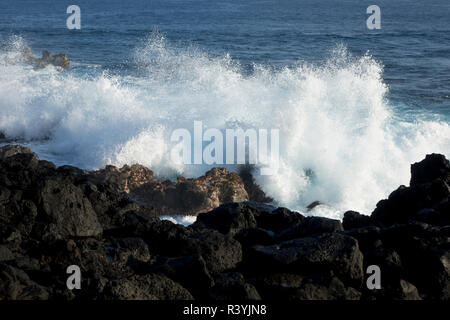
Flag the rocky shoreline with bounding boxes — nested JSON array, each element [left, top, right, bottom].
[[0, 145, 448, 300]]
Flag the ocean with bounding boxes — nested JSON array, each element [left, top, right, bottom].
[[0, 0, 449, 218]]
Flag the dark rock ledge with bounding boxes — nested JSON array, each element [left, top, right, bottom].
[[0, 145, 448, 300]]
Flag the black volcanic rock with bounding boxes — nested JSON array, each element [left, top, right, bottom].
[[33, 177, 103, 240], [343, 211, 373, 230], [276, 216, 343, 241], [192, 202, 260, 236], [0, 263, 50, 300], [371, 153, 450, 227], [371, 180, 449, 226], [410, 153, 450, 186], [250, 233, 364, 285], [0, 145, 449, 301], [102, 273, 193, 300], [149, 254, 214, 299], [208, 272, 261, 300]]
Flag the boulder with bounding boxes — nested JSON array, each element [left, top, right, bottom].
[[208, 272, 261, 300], [0, 145, 36, 161], [255, 272, 360, 300], [103, 273, 193, 300], [33, 178, 103, 239], [149, 254, 214, 298], [0, 263, 50, 300], [343, 211, 373, 230], [193, 202, 259, 236], [410, 153, 450, 186], [371, 180, 449, 226], [35, 50, 70, 70], [251, 233, 364, 284], [277, 216, 343, 240], [143, 220, 243, 274], [256, 207, 305, 234]]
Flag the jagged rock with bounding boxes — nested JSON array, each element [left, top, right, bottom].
[[33, 178, 103, 239], [257, 207, 305, 234], [277, 216, 343, 240], [234, 228, 276, 247], [0, 145, 449, 301], [410, 153, 450, 186], [35, 50, 70, 70], [291, 276, 361, 300], [142, 220, 243, 274], [0, 199, 38, 241], [372, 153, 450, 227], [0, 145, 36, 161], [0, 245, 14, 262], [363, 248, 403, 280], [89, 164, 154, 194], [149, 254, 214, 298], [396, 280, 421, 300], [208, 272, 261, 300], [133, 168, 249, 215], [5, 47, 70, 70], [193, 203, 304, 238], [343, 211, 373, 230], [255, 273, 304, 299], [251, 233, 364, 285], [371, 180, 449, 226], [103, 273, 193, 300], [255, 273, 360, 300], [184, 228, 243, 274], [238, 166, 273, 203], [0, 263, 50, 300], [193, 202, 260, 236], [91, 166, 249, 216]]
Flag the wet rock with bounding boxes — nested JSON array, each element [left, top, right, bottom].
[[238, 166, 273, 203], [35, 50, 70, 70], [5, 47, 70, 70], [0, 145, 36, 161]]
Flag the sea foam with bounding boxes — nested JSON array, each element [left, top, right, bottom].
[[0, 34, 449, 218]]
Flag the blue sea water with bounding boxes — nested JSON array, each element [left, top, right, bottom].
[[0, 0, 449, 217]]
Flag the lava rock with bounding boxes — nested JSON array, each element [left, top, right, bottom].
[[251, 233, 364, 285], [410, 153, 450, 186], [103, 273, 193, 300], [343, 211, 373, 230]]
